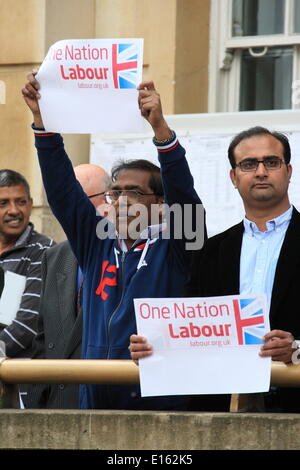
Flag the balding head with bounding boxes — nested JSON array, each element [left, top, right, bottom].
[[74, 164, 111, 211]]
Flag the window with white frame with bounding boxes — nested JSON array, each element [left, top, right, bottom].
[[209, 0, 300, 112]]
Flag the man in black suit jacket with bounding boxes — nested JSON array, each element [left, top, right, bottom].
[[130, 126, 300, 412], [25, 164, 111, 408], [0, 266, 4, 298], [24, 241, 81, 407]]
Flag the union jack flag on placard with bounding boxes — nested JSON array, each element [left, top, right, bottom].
[[233, 298, 266, 345], [112, 43, 139, 89]]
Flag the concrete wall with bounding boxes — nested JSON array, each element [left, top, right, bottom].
[[0, 410, 300, 450], [0, 0, 210, 242]]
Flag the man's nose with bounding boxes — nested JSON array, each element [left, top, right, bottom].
[[115, 195, 129, 216], [7, 202, 20, 213], [255, 161, 268, 177], [117, 193, 129, 205]]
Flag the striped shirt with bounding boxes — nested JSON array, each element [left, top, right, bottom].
[[0, 223, 55, 357]]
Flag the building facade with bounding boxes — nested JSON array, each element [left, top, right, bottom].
[[1, 0, 298, 241]]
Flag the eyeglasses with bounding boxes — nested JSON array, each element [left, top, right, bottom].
[[235, 156, 285, 172], [104, 189, 156, 204], [87, 192, 106, 199]]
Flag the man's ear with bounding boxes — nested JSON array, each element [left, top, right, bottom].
[[230, 169, 237, 188]]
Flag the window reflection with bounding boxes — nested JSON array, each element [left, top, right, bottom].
[[239, 46, 293, 110], [295, 0, 300, 32], [232, 0, 285, 36]]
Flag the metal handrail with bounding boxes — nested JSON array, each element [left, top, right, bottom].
[[0, 358, 300, 386], [2, 359, 300, 411], [0, 358, 139, 384], [271, 361, 300, 387]]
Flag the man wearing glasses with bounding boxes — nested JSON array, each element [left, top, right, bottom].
[[100, 159, 165, 247], [22, 76, 203, 410], [131, 126, 300, 412], [186, 126, 300, 411]]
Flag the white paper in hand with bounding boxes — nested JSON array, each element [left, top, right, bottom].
[[36, 38, 146, 134], [0, 271, 26, 326], [134, 294, 271, 397]]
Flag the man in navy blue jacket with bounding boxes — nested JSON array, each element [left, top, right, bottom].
[[22, 75, 205, 409]]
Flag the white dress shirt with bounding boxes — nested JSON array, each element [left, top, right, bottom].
[[239, 206, 293, 308]]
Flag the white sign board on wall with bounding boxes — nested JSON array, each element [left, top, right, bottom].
[[90, 109, 300, 236]]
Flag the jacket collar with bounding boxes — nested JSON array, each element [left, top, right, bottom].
[[243, 206, 293, 236], [14, 222, 34, 248], [270, 206, 300, 320], [117, 223, 164, 252]]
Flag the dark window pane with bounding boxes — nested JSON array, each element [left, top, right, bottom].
[[232, 0, 285, 36], [295, 0, 300, 32], [239, 46, 293, 110]]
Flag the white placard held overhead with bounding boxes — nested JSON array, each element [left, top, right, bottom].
[[36, 38, 145, 134], [134, 294, 271, 397]]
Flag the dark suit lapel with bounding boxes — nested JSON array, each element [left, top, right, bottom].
[[219, 222, 244, 295], [56, 250, 80, 358], [270, 208, 300, 320], [63, 308, 82, 358]]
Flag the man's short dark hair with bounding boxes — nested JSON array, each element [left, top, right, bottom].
[[228, 126, 291, 169], [0, 169, 31, 198], [111, 159, 163, 197]]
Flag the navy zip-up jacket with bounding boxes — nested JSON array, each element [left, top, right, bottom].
[[34, 129, 204, 409]]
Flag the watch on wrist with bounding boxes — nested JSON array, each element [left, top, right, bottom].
[[153, 130, 176, 146]]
